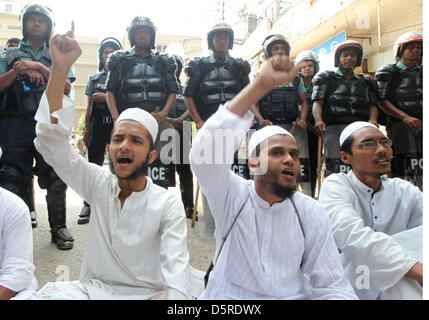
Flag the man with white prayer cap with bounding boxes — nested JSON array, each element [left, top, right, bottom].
[[0, 146, 39, 300], [319, 121, 422, 300], [190, 54, 357, 299], [33, 28, 190, 300]]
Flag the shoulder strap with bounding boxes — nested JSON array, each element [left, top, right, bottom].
[[214, 191, 250, 265], [290, 195, 305, 239]]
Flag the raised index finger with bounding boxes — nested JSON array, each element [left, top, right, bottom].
[[66, 21, 75, 39]]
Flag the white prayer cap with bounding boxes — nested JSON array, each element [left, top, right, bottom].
[[116, 108, 158, 143], [339, 121, 380, 146], [248, 125, 295, 158]]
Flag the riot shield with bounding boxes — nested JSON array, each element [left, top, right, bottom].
[[323, 124, 351, 177], [390, 121, 423, 190], [291, 127, 313, 196], [148, 121, 176, 188]]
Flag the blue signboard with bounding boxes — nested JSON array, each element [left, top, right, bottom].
[[312, 31, 346, 71]]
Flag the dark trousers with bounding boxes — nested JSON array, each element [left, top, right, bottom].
[[0, 115, 51, 184], [175, 126, 194, 211], [87, 117, 113, 166]]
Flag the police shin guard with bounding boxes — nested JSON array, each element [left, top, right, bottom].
[[46, 173, 74, 250], [78, 201, 91, 225], [23, 179, 38, 228]]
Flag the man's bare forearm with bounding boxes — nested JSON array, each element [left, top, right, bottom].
[[0, 69, 17, 92], [106, 91, 120, 121], [45, 65, 69, 123], [406, 262, 423, 284], [184, 96, 203, 123], [0, 285, 16, 300]]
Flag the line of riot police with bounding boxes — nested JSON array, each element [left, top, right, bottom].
[[0, 3, 423, 248]]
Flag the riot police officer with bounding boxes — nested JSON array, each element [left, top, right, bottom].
[[183, 22, 250, 236], [0, 4, 75, 250], [183, 22, 251, 129], [78, 37, 122, 224], [252, 35, 309, 131], [375, 32, 423, 189], [312, 40, 379, 177], [295, 50, 320, 197], [105, 16, 179, 188]]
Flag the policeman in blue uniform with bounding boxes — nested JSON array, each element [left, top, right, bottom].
[[0, 4, 75, 250], [78, 37, 122, 224]]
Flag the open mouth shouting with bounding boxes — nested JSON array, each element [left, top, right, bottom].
[[117, 155, 133, 169]]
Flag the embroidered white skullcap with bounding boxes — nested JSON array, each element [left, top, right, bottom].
[[339, 121, 379, 146], [116, 108, 158, 142], [248, 125, 295, 158]]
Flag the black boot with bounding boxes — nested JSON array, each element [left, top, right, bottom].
[[46, 175, 74, 250], [23, 179, 38, 228], [78, 201, 91, 224]]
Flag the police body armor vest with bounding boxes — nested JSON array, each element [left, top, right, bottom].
[[199, 58, 241, 106], [89, 72, 110, 118], [327, 74, 370, 119], [384, 65, 423, 119], [174, 85, 187, 117], [119, 55, 167, 113], [258, 76, 300, 122], [1, 47, 51, 116]]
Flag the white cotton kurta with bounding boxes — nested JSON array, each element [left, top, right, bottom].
[[0, 187, 38, 300], [319, 171, 422, 300], [34, 94, 190, 300], [190, 104, 357, 300]]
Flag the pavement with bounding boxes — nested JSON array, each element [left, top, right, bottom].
[[32, 172, 215, 290]]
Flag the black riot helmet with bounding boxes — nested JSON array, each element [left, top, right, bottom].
[[262, 34, 291, 59], [20, 3, 55, 44], [98, 37, 122, 71], [127, 16, 156, 49], [207, 22, 234, 50]]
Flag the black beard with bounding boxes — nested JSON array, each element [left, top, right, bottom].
[[271, 183, 296, 199], [109, 154, 150, 180]]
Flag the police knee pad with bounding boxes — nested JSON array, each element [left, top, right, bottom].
[[46, 169, 67, 193]]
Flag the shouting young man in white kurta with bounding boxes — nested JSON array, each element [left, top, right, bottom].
[[190, 55, 357, 299], [34, 26, 190, 300]]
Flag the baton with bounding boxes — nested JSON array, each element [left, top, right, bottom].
[[317, 136, 322, 197], [191, 184, 200, 228]]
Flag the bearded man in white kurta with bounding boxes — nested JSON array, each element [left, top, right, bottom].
[[33, 29, 190, 300], [190, 55, 357, 299]]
